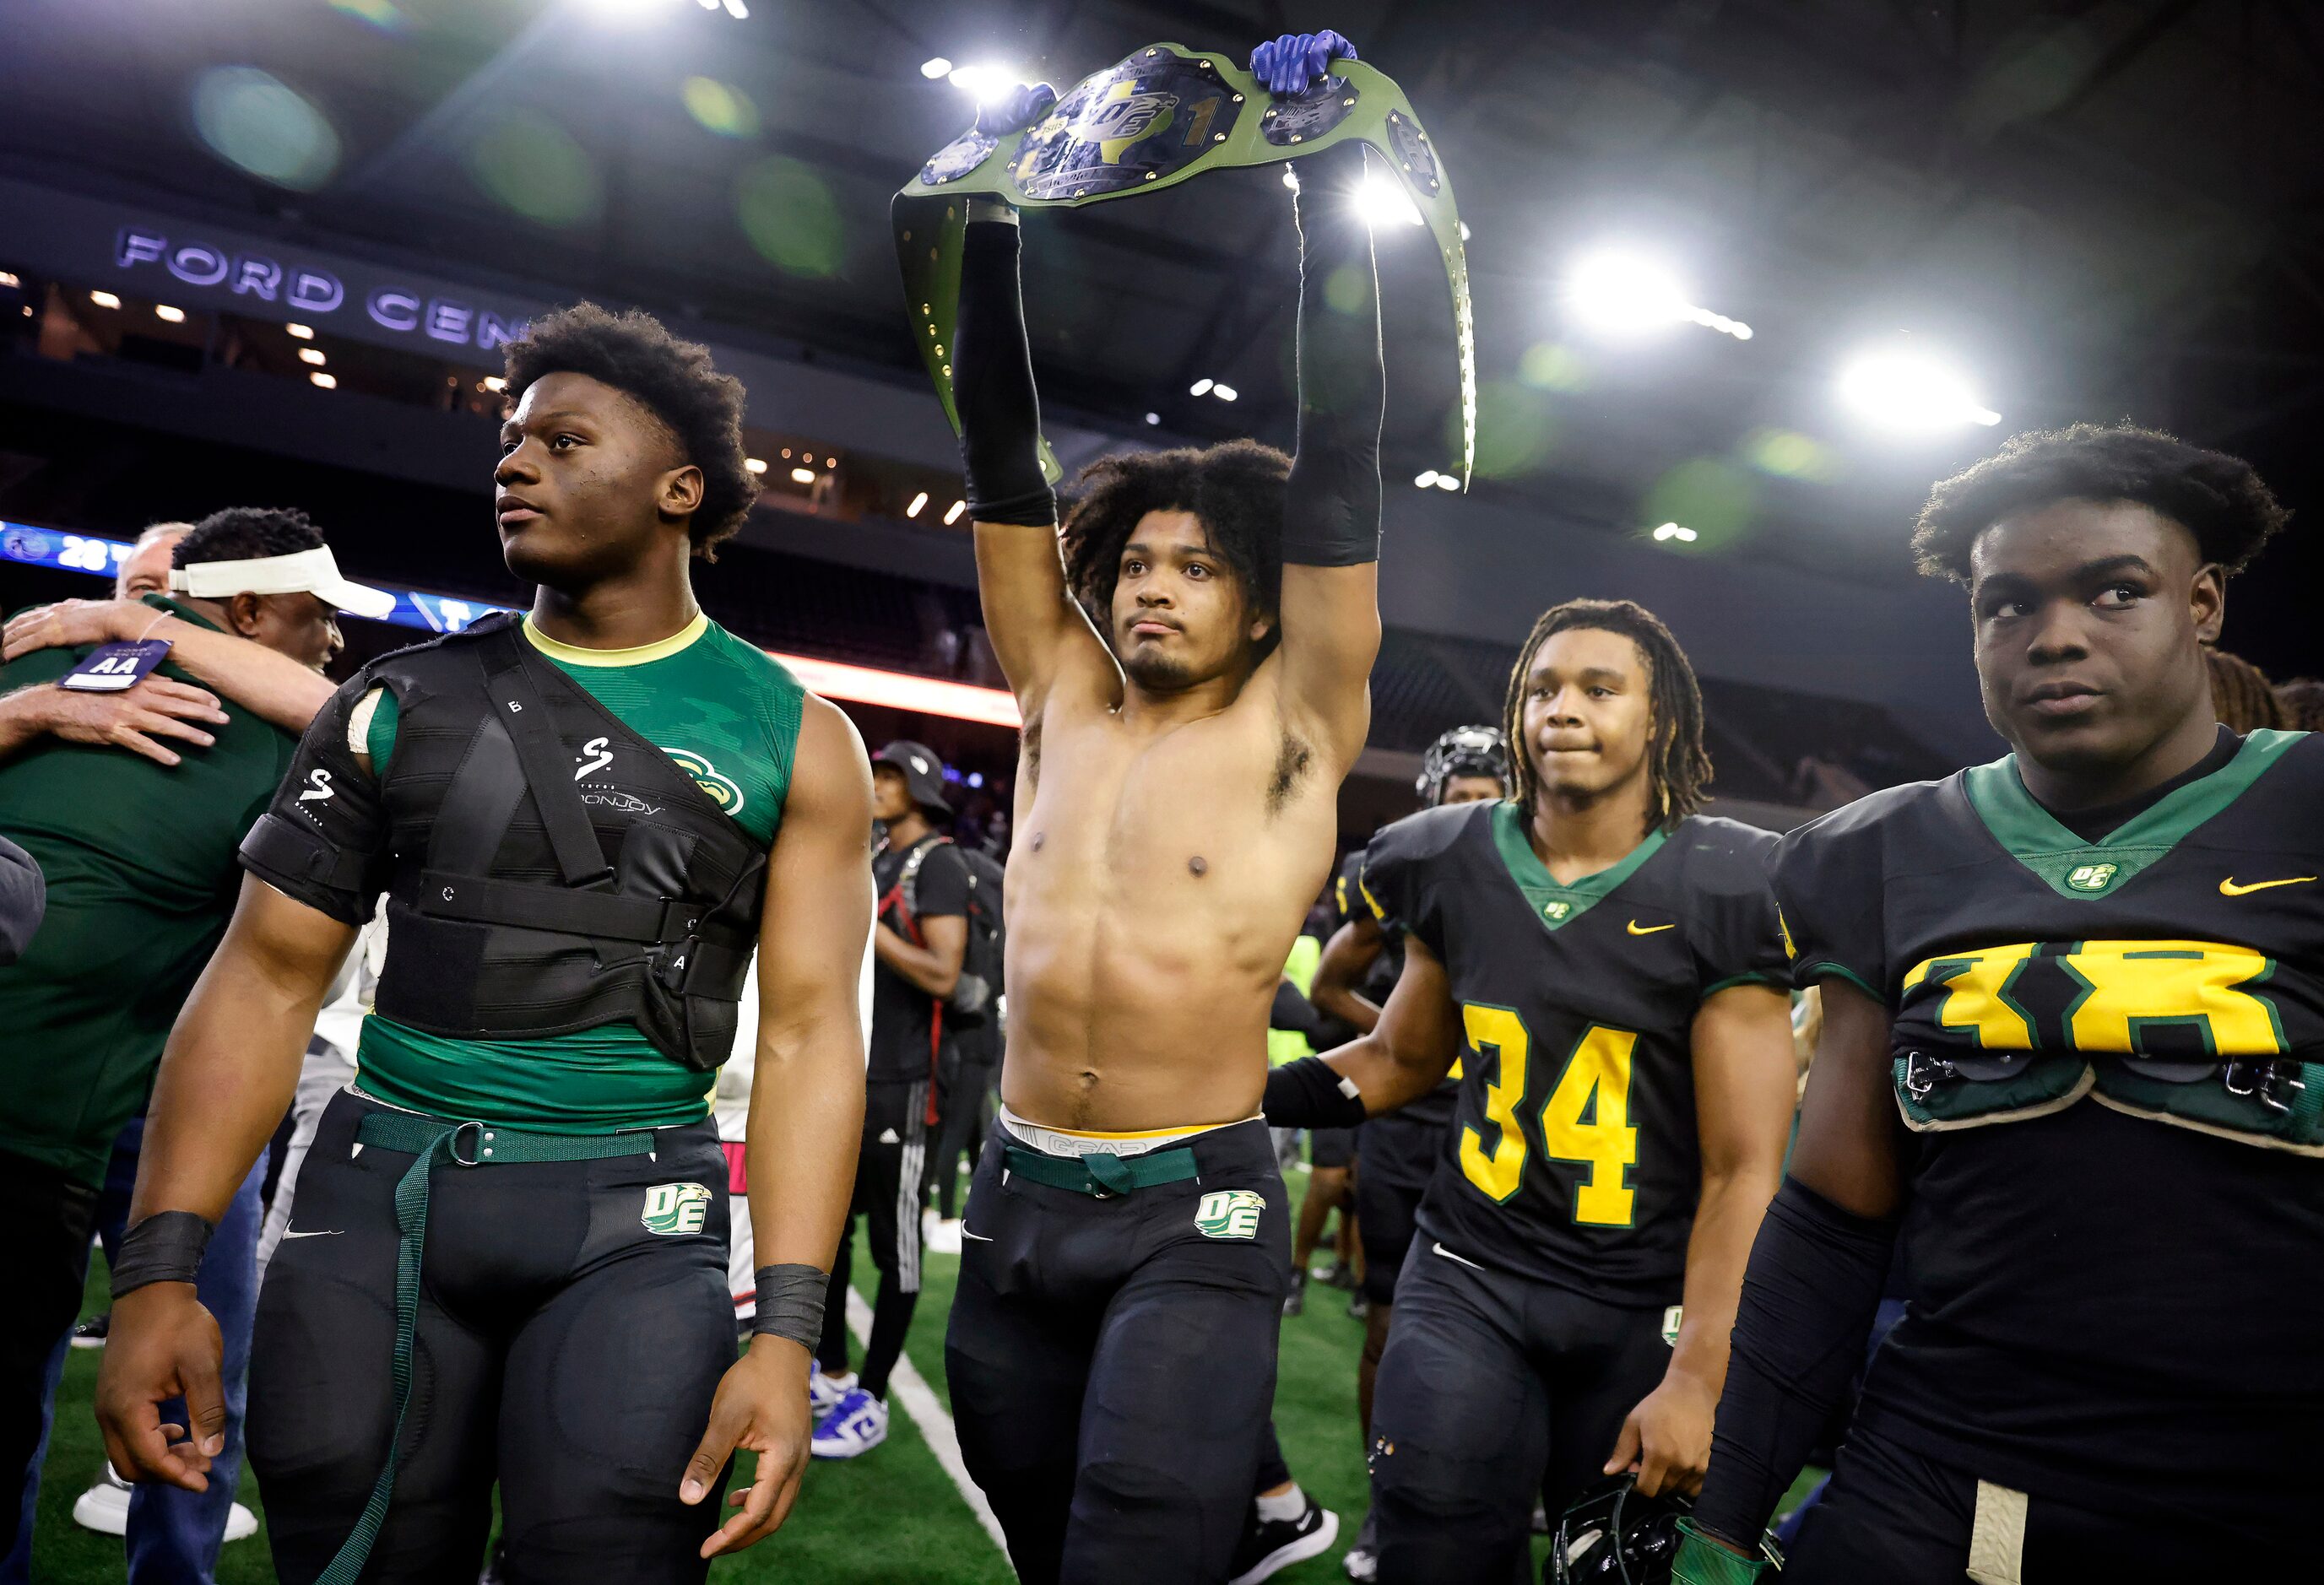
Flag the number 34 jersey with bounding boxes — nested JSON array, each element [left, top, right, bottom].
[[1360, 802, 1787, 1304], [1771, 728, 2324, 1528]]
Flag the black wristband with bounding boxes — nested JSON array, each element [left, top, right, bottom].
[[1262, 1055, 1369, 1129], [750, 1263, 828, 1350], [111, 1210, 215, 1299]]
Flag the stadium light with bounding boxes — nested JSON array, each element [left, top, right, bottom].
[[789, 466, 815, 484], [1838, 345, 2001, 431], [483, 375, 507, 392], [947, 64, 1022, 105], [286, 322, 314, 339], [1415, 470, 1439, 489], [1189, 377, 1213, 396], [299, 348, 326, 366], [1352, 173, 1423, 230], [1433, 473, 1459, 491], [944, 499, 967, 525], [1144, 412, 1160, 425], [0, 272, 19, 288], [310, 371, 337, 389], [1651, 522, 1698, 543], [89, 290, 120, 310], [1211, 383, 1238, 402], [921, 57, 954, 79], [906, 491, 929, 517], [1566, 248, 1751, 341], [743, 457, 767, 474], [154, 305, 186, 324]]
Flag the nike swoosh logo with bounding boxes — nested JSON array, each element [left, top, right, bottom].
[[281, 1229, 341, 1239], [1430, 1241, 1485, 1271], [2220, 875, 2316, 896], [1626, 920, 1675, 935], [961, 1230, 994, 1243]]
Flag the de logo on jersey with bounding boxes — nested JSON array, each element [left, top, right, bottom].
[[641, 1182, 713, 1236], [1195, 1189, 1265, 1240]]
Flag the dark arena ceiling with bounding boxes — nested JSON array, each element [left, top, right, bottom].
[[4, 0, 2323, 755]]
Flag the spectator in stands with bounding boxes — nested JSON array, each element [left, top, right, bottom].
[[2203, 643, 2287, 733], [0, 507, 385, 1575], [810, 741, 970, 1460], [2274, 675, 2324, 731]]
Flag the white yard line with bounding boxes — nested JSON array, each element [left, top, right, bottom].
[[844, 1284, 1008, 1555]]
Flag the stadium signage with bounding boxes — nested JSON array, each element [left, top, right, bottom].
[[112, 226, 527, 352]]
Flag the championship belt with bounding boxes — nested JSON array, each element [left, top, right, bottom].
[[893, 41, 1476, 486]]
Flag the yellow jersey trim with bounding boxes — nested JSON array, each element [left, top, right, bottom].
[[522, 610, 709, 668]]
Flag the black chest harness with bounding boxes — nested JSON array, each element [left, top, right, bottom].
[[363, 616, 763, 1069]]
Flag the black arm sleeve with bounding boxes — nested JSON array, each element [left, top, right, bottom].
[[1690, 1177, 1896, 1547], [0, 835, 44, 966], [1281, 141, 1384, 567], [952, 208, 1058, 527], [1263, 1054, 1370, 1128]]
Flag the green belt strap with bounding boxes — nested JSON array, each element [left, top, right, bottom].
[[313, 1114, 659, 1585], [892, 41, 1475, 487], [1001, 1142, 1201, 1197], [1671, 1519, 1774, 1585]]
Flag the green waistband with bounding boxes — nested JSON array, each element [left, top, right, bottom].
[[1002, 1142, 1200, 1197], [353, 1110, 659, 1165]]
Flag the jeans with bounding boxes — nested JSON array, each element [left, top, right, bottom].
[[2, 1118, 268, 1585]]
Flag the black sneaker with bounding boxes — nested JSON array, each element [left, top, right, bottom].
[[1281, 1270, 1306, 1317], [1231, 1495, 1340, 1585], [1313, 1260, 1357, 1291], [69, 1314, 109, 1350]]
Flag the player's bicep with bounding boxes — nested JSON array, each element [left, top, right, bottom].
[[1687, 983, 1796, 1181], [1786, 976, 1904, 1219], [1275, 560, 1379, 762], [972, 521, 1112, 709], [1373, 934, 1461, 1085], [228, 875, 361, 998], [756, 701, 875, 1050]]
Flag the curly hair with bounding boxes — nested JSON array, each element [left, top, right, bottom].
[[2205, 645, 2287, 733], [1911, 423, 2290, 582], [502, 303, 759, 560], [2273, 676, 2324, 732], [1502, 598, 1712, 835], [173, 506, 326, 567], [1060, 441, 1291, 657]]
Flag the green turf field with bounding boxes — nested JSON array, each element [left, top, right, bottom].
[[26, 1160, 1814, 1582]]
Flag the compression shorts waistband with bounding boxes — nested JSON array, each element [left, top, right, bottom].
[[997, 1105, 1260, 1160]]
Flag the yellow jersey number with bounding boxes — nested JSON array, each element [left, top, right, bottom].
[[1901, 939, 2285, 1056], [1457, 1004, 1640, 1226]]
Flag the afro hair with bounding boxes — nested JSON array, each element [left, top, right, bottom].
[[174, 506, 326, 568], [502, 303, 759, 559], [1060, 440, 1291, 655], [1911, 422, 2289, 583]]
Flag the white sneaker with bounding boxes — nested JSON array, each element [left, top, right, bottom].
[[72, 1464, 257, 1542], [810, 1388, 889, 1458], [925, 1217, 964, 1255], [809, 1362, 858, 1417]]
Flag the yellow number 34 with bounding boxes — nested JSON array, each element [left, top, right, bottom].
[[1457, 1005, 1640, 1226]]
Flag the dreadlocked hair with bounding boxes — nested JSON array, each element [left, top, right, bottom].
[[1502, 598, 1712, 835], [2204, 645, 2286, 733]]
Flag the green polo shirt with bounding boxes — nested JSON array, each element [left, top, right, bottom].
[[0, 595, 301, 1185]]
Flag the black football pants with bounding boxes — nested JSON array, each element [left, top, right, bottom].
[[945, 1117, 1290, 1585], [247, 1092, 735, 1584], [1368, 1236, 1675, 1585]]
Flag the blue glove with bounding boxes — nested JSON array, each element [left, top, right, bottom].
[[973, 81, 1057, 138], [1249, 30, 1358, 97]]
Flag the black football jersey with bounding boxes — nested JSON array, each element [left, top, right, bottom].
[[1363, 801, 1786, 1302], [1773, 728, 2324, 1528]]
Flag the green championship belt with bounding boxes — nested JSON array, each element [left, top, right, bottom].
[[893, 41, 1476, 487]]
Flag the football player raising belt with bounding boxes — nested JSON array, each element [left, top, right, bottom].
[[1678, 425, 2319, 1582], [1265, 600, 1796, 1584], [95, 306, 875, 1584], [940, 30, 1389, 1585]]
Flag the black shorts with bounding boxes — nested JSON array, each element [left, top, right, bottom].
[[1785, 1420, 2300, 1582], [945, 1117, 1291, 1585], [1352, 1107, 1447, 1305], [247, 1091, 734, 1585], [853, 1078, 931, 1291], [1308, 1127, 1357, 1171], [1368, 1236, 1675, 1585]]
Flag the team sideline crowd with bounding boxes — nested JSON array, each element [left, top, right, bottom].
[[2, 28, 2319, 1585]]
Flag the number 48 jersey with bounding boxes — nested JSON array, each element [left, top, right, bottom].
[[1361, 801, 1787, 1304]]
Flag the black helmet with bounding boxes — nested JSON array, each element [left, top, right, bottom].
[[1417, 724, 1511, 806], [1550, 1476, 1780, 1584]]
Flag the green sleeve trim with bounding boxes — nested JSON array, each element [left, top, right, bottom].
[[1702, 971, 1789, 1000], [1801, 960, 1882, 999], [364, 686, 398, 776]]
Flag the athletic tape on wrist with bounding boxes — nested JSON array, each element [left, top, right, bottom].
[[895, 41, 1473, 488], [750, 1263, 828, 1349], [111, 1210, 215, 1298]]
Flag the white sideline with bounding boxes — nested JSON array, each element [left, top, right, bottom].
[[843, 1284, 1009, 1555]]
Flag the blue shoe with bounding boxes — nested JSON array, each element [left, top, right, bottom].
[[809, 1361, 857, 1418], [810, 1387, 888, 1459]]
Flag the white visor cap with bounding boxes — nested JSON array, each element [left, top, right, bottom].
[[170, 544, 398, 620]]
